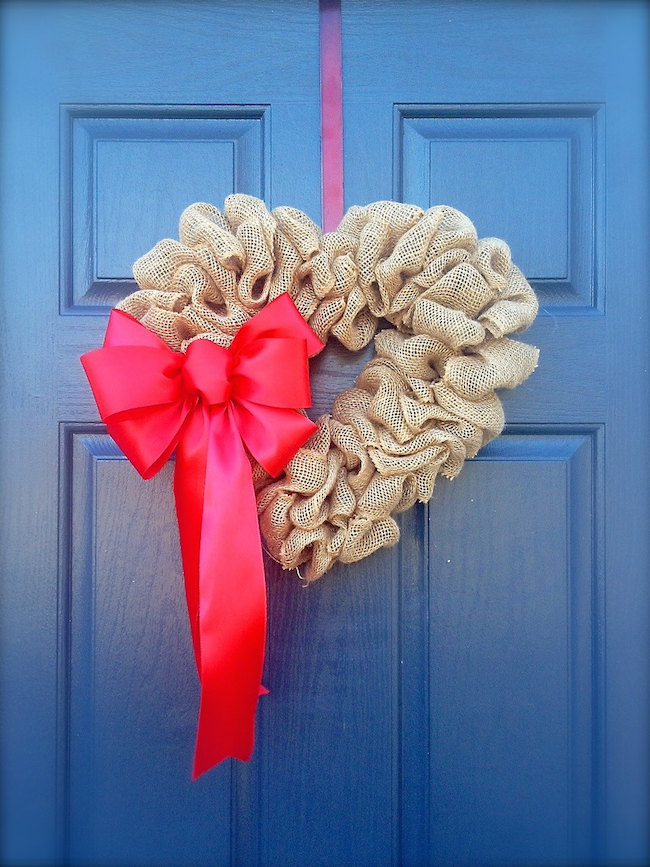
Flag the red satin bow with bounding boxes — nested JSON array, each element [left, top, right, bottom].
[[81, 293, 323, 778]]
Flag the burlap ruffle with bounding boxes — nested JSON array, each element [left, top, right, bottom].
[[119, 194, 539, 581]]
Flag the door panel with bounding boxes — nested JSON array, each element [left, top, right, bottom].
[[1, 2, 647, 866], [343, 1, 648, 864], [1, 2, 320, 864]]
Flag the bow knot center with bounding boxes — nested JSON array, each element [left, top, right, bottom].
[[183, 340, 234, 406]]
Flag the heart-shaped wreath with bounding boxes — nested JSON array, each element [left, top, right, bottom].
[[119, 194, 539, 580], [83, 194, 538, 775]]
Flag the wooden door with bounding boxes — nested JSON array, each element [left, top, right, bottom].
[[1, 2, 647, 865]]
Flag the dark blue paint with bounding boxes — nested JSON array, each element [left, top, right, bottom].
[[345, 1, 648, 863], [1, 2, 648, 865]]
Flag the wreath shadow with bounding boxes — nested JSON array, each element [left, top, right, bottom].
[[306, 318, 391, 422]]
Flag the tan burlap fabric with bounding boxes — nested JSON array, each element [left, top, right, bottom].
[[119, 195, 539, 581]]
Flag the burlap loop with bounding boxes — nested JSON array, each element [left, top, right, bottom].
[[119, 194, 539, 581]]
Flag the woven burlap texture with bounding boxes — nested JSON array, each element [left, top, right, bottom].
[[119, 194, 539, 581]]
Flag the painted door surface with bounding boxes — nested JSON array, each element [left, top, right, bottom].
[[1, 2, 647, 865]]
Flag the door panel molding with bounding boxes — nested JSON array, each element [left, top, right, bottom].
[[394, 103, 605, 312], [60, 105, 270, 314]]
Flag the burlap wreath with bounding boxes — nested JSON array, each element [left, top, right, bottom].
[[118, 194, 539, 581]]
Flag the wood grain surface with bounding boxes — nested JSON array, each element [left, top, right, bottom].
[[1, 1, 648, 865]]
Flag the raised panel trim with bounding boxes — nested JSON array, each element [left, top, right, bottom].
[[60, 104, 270, 315], [410, 423, 606, 863], [496, 423, 606, 858], [394, 104, 605, 314], [57, 423, 232, 863], [440, 423, 605, 862], [57, 423, 118, 862], [396, 496, 431, 863]]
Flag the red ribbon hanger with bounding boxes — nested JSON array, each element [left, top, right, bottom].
[[82, 294, 323, 777], [320, 0, 344, 231]]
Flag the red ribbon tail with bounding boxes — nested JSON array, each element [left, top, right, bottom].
[[175, 406, 267, 779]]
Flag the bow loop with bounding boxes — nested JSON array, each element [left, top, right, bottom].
[[230, 291, 324, 357], [83, 344, 186, 419], [233, 337, 314, 408]]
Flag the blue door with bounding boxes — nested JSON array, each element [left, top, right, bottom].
[[1, 2, 647, 864]]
